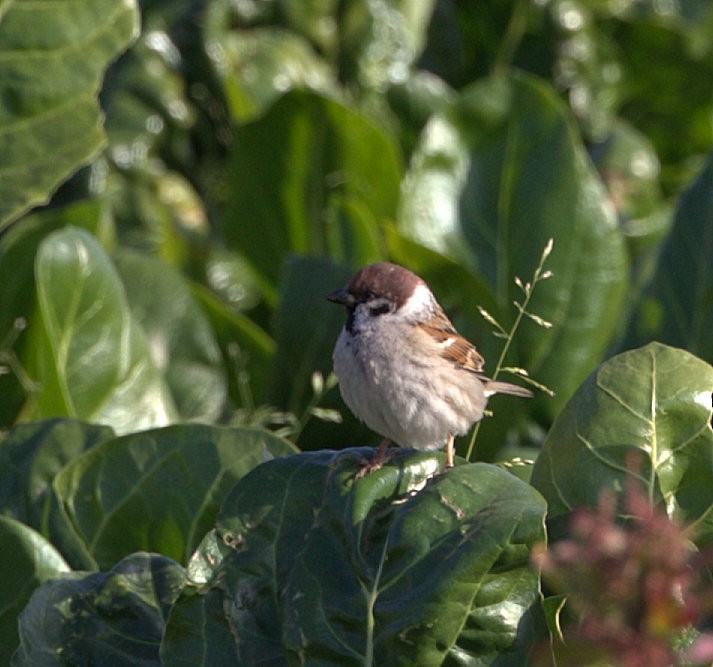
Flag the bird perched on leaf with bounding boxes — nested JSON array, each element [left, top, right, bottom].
[[328, 262, 532, 475]]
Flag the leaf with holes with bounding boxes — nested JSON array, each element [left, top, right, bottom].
[[211, 448, 546, 665], [13, 552, 185, 666]]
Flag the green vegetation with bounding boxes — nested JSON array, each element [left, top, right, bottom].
[[1, 0, 713, 664]]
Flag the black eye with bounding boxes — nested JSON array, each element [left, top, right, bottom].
[[368, 298, 392, 316]]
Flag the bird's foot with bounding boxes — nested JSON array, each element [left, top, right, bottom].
[[355, 438, 395, 479]]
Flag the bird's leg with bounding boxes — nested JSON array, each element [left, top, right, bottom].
[[445, 434, 455, 469], [355, 437, 395, 478]]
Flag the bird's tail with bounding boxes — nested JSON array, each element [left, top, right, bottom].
[[484, 380, 533, 398]]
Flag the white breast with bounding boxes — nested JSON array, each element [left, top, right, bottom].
[[332, 317, 488, 450]]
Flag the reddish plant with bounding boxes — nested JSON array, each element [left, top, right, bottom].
[[532, 479, 713, 666]]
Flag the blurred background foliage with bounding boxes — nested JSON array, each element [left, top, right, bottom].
[[1, 0, 713, 462]]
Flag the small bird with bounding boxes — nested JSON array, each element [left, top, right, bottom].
[[327, 262, 532, 474]]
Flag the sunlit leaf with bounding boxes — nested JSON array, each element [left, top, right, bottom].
[[531, 343, 713, 543], [24, 226, 178, 433], [114, 251, 228, 422], [0, 0, 139, 229]]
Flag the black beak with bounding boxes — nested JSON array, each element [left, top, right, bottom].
[[326, 287, 353, 306]]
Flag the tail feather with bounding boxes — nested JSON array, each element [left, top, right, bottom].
[[484, 380, 533, 398]]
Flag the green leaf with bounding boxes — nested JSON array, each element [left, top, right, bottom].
[[530, 343, 713, 542], [51, 424, 297, 569], [0, 202, 111, 427], [336, 0, 436, 90], [160, 587, 238, 666], [191, 283, 275, 409], [24, 226, 178, 433], [224, 90, 401, 287], [0, 516, 69, 667], [210, 27, 334, 123], [0, 417, 114, 530], [0, 0, 139, 229], [608, 14, 713, 192], [269, 256, 350, 415], [398, 72, 629, 416], [12, 552, 185, 667], [635, 150, 713, 362], [214, 449, 546, 665], [114, 251, 228, 422]]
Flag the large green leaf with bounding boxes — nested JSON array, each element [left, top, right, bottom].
[[531, 343, 713, 542], [398, 72, 629, 417], [0, 516, 69, 666], [0, 0, 139, 229], [211, 449, 546, 665], [24, 226, 178, 433], [114, 251, 228, 422], [0, 202, 110, 428], [51, 424, 297, 569], [0, 418, 114, 530], [632, 150, 713, 363], [12, 552, 185, 667], [224, 90, 401, 288], [160, 587, 238, 666]]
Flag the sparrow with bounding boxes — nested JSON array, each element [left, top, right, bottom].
[[327, 262, 532, 474]]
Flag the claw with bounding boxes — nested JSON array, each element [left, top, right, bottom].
[[355, 438, 394, 478]]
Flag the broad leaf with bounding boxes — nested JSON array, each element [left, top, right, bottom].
[[224, 90, 401, 288], [0, 417, 114, 530], [0, 0, 139, 229], [531, 343, 713, 542], [12, 552, 185, 667], [114, 251, 228, 422], [160, 587, 238, 666], [0, 517, 69, 666], [25, 226, 178, 433], [51, 424, 297, 569], [214, 449, 546, 665], [0, 202, 110, 427], [398, 72, 629, 416]]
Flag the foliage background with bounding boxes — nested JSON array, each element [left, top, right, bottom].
[[1, 0, 713, 664]]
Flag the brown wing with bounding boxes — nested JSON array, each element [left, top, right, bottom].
[[440, 335, 485, 373], [418, 308, 486, 374]]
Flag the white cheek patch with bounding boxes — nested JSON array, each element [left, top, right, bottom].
[[398, 283, 434, 320]]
